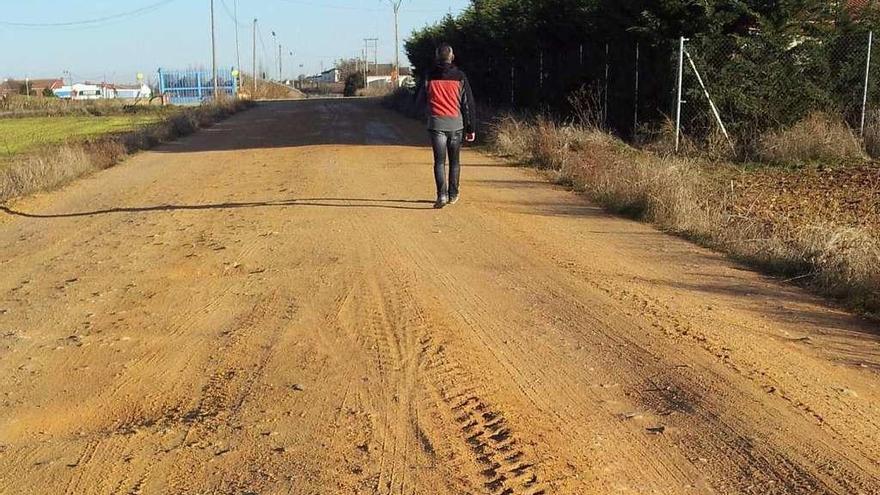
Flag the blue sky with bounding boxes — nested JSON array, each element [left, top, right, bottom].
[[0, 0, 469, 84]]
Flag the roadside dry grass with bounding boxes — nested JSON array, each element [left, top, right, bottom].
[[0, 99, 250, 204], [758, 112, 866, 165], [358, 84, 395, 98], [491, 116, 880, 316], [239, 76, 305, 100]]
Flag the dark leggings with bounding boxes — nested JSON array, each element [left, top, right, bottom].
[[430, 129, 463, 199]]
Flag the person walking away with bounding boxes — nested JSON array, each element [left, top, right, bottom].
[[420, 44, 476, 209]]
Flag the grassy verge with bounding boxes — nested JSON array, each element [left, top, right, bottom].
[[0, 94, 167, 118], [490, 115, 880, 317], [0, 115, 171, 157], [0, 99, 251, 204]]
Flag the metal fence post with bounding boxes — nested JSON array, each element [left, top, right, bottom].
[[675, 36, 685, 153], [539, 50, 544, 90], [158, 68, 165, 96], [510, 63, 515, 107], [634, 42, 640, 132], [604, 43, 610, 121], [861, 30, 873, 138]]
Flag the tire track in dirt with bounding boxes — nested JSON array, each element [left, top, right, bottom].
[[357, 216, 549, 495]]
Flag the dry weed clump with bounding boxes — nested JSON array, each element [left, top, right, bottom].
[[488, 113, 880, 316], [358, 84, 395, 98], [492, 115, 594, 170], [758, 112, 865, 165], [794, 224, 880, 307], [0, 100, 251, 204], [567, 84, 607, 130], [490, 114, 531, 159], [239, 77, 306, 100], [527, 117, 573, 169]]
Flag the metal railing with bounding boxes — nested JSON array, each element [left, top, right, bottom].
[[157, 68, 238, 105]]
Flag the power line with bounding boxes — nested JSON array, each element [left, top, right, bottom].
[[219, 0, 251, 29], [272, 0, 461, 14], [0, 0, 180, 28]]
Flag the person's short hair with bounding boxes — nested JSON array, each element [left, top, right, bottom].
[[436, 43, 454, 63]]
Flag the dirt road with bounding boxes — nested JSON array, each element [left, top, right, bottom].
[[1, 99, 878, 495]]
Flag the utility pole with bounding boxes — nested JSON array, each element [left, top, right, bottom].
[[210, 0, 219, 100], [271, 31, 278, 81], [234, 0, 242, 89], [389, 0, 403, 85], [279, 44, 283, 81], [363, 38, 378, 87], [253, 18, 258, 94]]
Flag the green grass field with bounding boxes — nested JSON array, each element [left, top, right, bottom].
[[0, 115, 166, 158]]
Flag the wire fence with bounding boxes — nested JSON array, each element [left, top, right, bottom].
[[677, 31, 878, 155], [462, 28, 880, 157]]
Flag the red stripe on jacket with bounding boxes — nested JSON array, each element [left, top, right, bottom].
[[428, 80, 462, 117]]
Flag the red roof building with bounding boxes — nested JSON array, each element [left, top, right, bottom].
[[0, 78, 64, 97]]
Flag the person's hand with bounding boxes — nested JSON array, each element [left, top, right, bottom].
[[466, 133, 476, 143]]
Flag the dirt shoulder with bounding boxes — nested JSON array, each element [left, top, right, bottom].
[[0, 100, 878, 494]]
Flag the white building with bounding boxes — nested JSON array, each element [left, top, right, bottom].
[[53, 83, 151, 100], [305, 68, 341, 84], [319, 68, 340, 83], [70, 83, 103, 100], [114, 84, 152, 100]]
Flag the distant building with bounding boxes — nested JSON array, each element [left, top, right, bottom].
[[53, 82, 151, 100], [363, 65, 413, 87], [320, 68, 341, 83], [109, 83, 152, 100], [0, 78, 64, 97], [304, 68, 341, 84], [67, 83, 103, 100], [366, 64, 412, 78]]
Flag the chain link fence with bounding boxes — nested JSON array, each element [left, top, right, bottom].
[[677, 30, 877, 156], [460, 27, 880, 159]]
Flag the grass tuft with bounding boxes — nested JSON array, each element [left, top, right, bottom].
[[758, 112, 865, 165]]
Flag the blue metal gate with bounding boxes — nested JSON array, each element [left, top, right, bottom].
[[157, 68, 238, 105]]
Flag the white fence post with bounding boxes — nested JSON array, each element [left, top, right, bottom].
[[675, 36, 685, 153], [861, 30, 873, 138]]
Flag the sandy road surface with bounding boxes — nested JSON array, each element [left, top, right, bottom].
[[0, 99, 878, 495]]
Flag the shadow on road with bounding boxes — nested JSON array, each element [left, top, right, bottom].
[[0, 198, 435, 218]]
